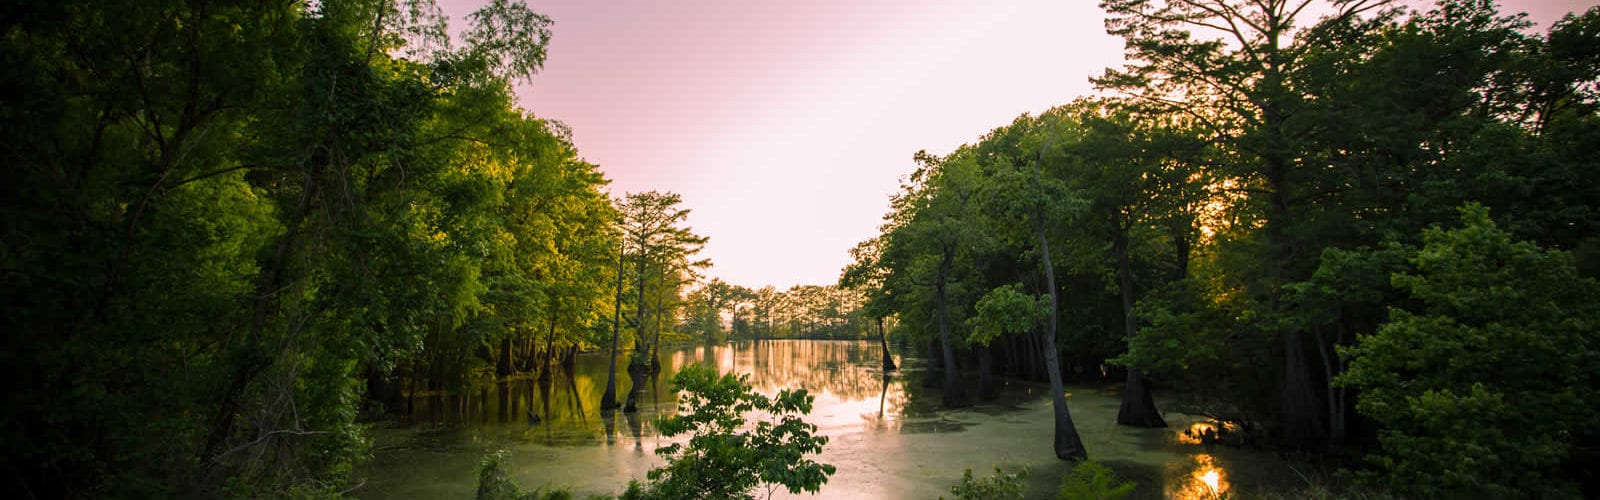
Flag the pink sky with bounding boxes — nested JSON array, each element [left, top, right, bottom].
[[438, 0, 1597, 290]]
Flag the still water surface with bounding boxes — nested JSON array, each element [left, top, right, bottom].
[[355, 340, 1297, 499]]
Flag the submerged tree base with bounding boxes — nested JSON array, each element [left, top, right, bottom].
[[1116, 370, 1167, 428]]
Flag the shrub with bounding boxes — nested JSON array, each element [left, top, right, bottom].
[[631, 363, 835, 499], [474, 450, 574, 500], [1338, 205, 1600, 497], [1058, 460, 1135, 500], [948, 466, 1027, 500]]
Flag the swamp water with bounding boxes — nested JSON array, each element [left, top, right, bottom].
[[354, 340, 1300, 499]]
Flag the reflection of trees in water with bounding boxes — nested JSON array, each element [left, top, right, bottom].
[[601, 409, 617, 446], [407, 369, 627, 445], [402, 341, 910, 441], [858, 375, 910, 432], [623, 408, 644, 454], [726, 341, 886, 401]]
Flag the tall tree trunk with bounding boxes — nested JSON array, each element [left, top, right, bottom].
[[1038, 214, 1088, 460], [1319, 316, 1349, 449], [1170, 219, 1191, 280], [600, 243, 625, 411], [647, 271, 664, 371], [1260, 82, 1328, 448], [878, 317, 897, 371], [935, 250, 966, 408], [1281, 329, 1325, 448], [540, 322, 556, 382], [632, 246, 650, 372], [519, 335, 535, 373], [1114, 228, 1166, 427], [497, 337, 513, 377]]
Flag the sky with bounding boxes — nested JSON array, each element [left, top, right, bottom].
[[437, 0, 1597, 291]]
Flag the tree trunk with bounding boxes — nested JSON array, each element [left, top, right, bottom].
[[1260, 92, 1328, 449], [519, 335, 536, 373], [1024, 334, 1040, 381], [1038, 215, 1088, 460], [1118, 369, 1166, 427], [540, 324, 556, 382], [632, 245, 650, 372], [1319, 319, 1347, 449], [600, 242, 625, 411], [647, 271, 664, 372], [1114, 229, 1165, 427], [935, 250, 967, 408], [878, 317, 897, 371], [1280, 329, 1326, 448], [496, 337, 513, 377]]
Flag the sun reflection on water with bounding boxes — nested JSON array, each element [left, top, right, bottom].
[[1178, 422, 1216, 445], [1168, 453, 1230, 499]]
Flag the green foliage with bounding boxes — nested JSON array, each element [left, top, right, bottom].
[[1337, 205, 1600, 497], [1057, 461, 1136, 500], [946, 467, 1027, 500], [0, 0, 622, 495], [967, 284, 1048, 345], [7, 0, 1600, 495], [461, 0, 554, 83], [477, 450, 525, 500], [632, 364, 835, 499], [476, 450, 574, 500], [614, 191, 709, 361]]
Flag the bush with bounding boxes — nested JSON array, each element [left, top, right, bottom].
[[630, 363, 835, 499], [1058, 460, 1135, 500], [474, 450, 574, 500], [947, 466, 1027, 500], [1338, 205, 1600, 497]]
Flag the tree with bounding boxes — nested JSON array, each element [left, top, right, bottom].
[[965, 112, 1092, 459], [841, 236, 899, 370], [878, 150, 986, 408], [0, 0, 613, 494], [602, 191, 707, 409], [685, 279, 746, 343], [1097, 0, 1400, 447], [1042, 102, 1212, 428], [1337, 205, 1600, 497], [623, 192, 708, 368]]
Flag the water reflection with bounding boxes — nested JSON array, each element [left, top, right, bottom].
[[1160, 418, 1244, 499], [1164, 453, 1230, 498], [362, 340, 1304, 499], [1177, 421, 1216, 445], [398, 340, 906, 445]]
